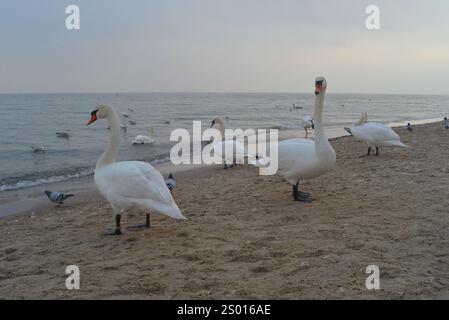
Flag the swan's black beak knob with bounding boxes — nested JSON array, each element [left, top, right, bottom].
[[87, 110, 98, 126], [315, 81, 323, 95]]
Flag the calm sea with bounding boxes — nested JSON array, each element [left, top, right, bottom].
[[0, 92, 448, 192]]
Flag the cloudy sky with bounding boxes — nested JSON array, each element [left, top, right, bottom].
[[1, 0, 448, 94]]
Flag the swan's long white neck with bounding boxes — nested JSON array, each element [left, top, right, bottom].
[[96, 108, 121, 169], [215, 118, 225, 138], [313, 88, 331, 156]]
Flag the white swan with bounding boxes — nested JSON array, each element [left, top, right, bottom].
[[87, 105, 185, 235], [303, 115, 314, 137], [344, 113, 406, 156], [132, 135, 155, 145], [210, 117, 248, 169], [253, 76, 336, 202]]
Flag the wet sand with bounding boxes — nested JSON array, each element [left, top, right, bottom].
[[1, 122, 449, 299]]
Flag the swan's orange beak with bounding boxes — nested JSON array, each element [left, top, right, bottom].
[[315, 82, 322, 95], [87, 113, 97, 126]]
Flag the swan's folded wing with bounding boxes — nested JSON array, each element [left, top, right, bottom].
[[277, 139, 315, 174], [359, 123, 400, 142], [99, 162, 173, 205]]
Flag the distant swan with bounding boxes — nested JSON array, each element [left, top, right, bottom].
[[344, 113, 406, 156], [210, 117, 248, 169], [87, 105, 185, 235], [252, 77, 336, 202], [132, 135, 155, 145]]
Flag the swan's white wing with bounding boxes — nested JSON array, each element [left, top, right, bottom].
[[213, 140, 248, 163], [95, 161, 185, 219], [353, 123, 405, 146], [276, 138, 316, 183]]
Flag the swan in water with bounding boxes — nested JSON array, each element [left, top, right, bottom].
[[31, 145, 47, 152], [252, 76, 336, 202], [132, 134, 155, 145], [210, 117, 249, 169], [87, 105, 185, 235], [344, 113, 406, 156], [303, 115, 314, 137]]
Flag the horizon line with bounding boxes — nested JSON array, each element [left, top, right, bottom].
[[1, 91, 449, 97]]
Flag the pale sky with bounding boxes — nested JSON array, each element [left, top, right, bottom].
[[1, 0, 449, 94]]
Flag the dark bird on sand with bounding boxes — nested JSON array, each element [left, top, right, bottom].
[[44, 190, 74, 205]]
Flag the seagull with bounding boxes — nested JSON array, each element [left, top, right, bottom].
[[44, 190, 74, 205], [56, 132, 70, 138], [165, 173, 176, 194], [406, 123, 413, 131], [31, 146, 46, 152]]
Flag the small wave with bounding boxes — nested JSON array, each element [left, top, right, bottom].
[[0, 168, 94, 192]]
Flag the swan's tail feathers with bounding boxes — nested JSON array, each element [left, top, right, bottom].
[[165, 173, 176, 194], [387, 140, 407, 148], [356, 112, 368, 125], [166, 204, 187, 220]]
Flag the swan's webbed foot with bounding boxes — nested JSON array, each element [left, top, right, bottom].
[[294, 193, 312, 202], [292, 183, 312, 202], [375, 147, 379, 156], [102, 214, 122, 235], [359, 147, 372, 158], [102, 228, 122, 236], [127, 214, 150, 229]]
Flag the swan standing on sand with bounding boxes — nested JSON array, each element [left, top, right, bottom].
[[210, 117, 248, 169], [303, 115, 314, 137], [87, 105, 185, 235], [254, 77, 336, 202], [344, 113, 406, 156]]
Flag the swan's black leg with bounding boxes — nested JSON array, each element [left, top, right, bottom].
[[375, 147, 379, 156], [103, 214, 122, 236], [127, 213, 151, 229], [292, 182, 298, 196], [223, 163, 228, 169], [146, 213, 150, 228], [293, 182, 312, 202], [367, 147, 371, 156]]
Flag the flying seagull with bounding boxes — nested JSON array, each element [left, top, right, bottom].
[[44, 190, 74, 205]]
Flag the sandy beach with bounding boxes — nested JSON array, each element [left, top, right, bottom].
[[1, 122, 449, 299]]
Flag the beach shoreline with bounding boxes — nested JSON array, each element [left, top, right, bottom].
[[0, 118, 440, 218], [1, 121, 449, 299]]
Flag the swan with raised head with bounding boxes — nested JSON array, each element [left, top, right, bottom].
[[344, 113, 406, 156], [303, 115, 314, 137], [253, 77, 336, 202], [210, 117, 248, 169], [87, 105, 185, 235]]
